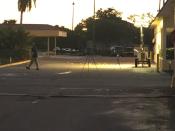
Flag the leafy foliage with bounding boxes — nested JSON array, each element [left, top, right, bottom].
[[18, 0, 36, 12], [74, 8, 140, 46], [127, 13, 154, 27], [96, 8, 122, 20], [3, 19, 17, 24], [18, 0, 36, 24], [0, 26, 31, 60], [55, 8, 153, 56]]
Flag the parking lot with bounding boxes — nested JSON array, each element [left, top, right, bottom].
[[0, 56, 174, 131]]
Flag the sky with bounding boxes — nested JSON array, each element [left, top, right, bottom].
[[0, 0, 159, 29]]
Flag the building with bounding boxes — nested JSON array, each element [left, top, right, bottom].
[[0, 24, 67, 55], [151, 0, 175, 71]]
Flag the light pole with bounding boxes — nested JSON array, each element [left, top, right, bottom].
[[72, 1, 75, 31], [140, 25, 144, 50], [93, 0, 95, 19], [134, 15, 147, 50]]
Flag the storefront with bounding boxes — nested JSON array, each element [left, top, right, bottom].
[[151, 0, 175, 71]]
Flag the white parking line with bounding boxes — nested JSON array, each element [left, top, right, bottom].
[[60, 88, 93, 90], [57, 71, 72, 75]]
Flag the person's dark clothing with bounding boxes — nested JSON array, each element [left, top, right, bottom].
[[31, 46, 38, 58], [26, 44, 39, 70]]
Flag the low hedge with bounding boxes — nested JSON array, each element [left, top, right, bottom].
[[0, 49, 29, 64]]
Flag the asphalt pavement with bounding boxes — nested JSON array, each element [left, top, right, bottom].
[[0, 56, 174, 131]]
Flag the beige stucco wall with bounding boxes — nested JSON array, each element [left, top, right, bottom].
[[153, 18, 163, 63], [153, 5, 175, 71], [27, 30, 67, 37]]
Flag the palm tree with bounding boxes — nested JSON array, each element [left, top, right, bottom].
[[18, 0, 36, 24]]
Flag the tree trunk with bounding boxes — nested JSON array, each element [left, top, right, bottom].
[[20, 11, 23, 24]]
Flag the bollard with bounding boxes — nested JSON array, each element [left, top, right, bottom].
[[157, 54, 160, 72], [135, 58, 138, 67], [148, 58, 151, 67], [9, 57, 12, 63]]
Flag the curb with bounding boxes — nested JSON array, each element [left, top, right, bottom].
[[0, 60, 30, 68], [0, 92, 175, 99]]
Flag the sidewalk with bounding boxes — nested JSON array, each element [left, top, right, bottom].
[[0, 56, 174, 131]]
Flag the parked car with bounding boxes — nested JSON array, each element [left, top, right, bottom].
[[72, 49, 79, 52], [53, 47, 61, 51], [53, 47, 61, 55], [62, 48, 71, 52]]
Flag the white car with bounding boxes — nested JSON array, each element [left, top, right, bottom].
[[53, 47, 61, 51], [62, 48, 71, 52]]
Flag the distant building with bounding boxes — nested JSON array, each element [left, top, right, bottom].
[[0, 24, 67, 37], [151, 0, 174, 71], [0, 24, 67, 55]]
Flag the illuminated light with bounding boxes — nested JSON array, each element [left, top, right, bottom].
[[44, 63, 134, 70], [92, 63, 133, 70], [82, 28, 87, 31]]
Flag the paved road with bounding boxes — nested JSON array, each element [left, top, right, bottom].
[[0, 56, 174, 131]]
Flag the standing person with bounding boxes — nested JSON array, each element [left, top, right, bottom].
[[26, 42, 39, 70]]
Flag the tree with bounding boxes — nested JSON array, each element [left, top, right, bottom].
[[127, 13, 154, 46], [0, 27, 31, 49], [127, 15, 137, 24], [75, 8, 139, 45], [3, 19, 17, 24], [127, 13, 154, 27], [0, 26, 31, 60], [96, 8, 122, 20], [18, 0, 36, 24]]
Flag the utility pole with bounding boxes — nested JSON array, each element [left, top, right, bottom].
[[92, 0, 96, 46], [72, 1, 75, 31]]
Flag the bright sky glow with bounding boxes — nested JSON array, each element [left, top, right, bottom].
[[0, 0, 159, 29]]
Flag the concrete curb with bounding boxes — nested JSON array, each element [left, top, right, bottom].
[[0, 60, 30, 68], [0, 92, 175, 99]]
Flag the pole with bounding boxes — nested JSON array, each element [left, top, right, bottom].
[[171, 33, 175, 88], [55, 37, 57, 55], [157, 54, 160, 72], [93, 0, 95, 19], [47, 37, 50, 56], [72, 2, 75, 31], [140, 25, 144, 50], [92, 0, 96, 48]]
